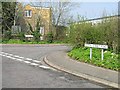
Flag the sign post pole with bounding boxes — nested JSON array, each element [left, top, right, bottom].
[[85, 44, 108, 60], [90, 48, 92, 60], [101, 49, 104, 60]]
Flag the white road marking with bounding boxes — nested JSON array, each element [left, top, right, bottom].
[[32, 60, 41, 63], [6, 56, 12, 58], [11, 57, 16, 60], [1, 52, 55, 71], [30, 63, 39, 66], [16, 59, 23, 62], [8, 54, 13, 56], [23, 61, 31, 64], [39, 65, 51, 69], [14, 55, 20, 58], [26, 58, 33, 61], [2, 55, 6, 57], [19, 56, 24, 59]]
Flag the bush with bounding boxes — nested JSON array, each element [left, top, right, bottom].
[[32, 31, 41, 42], [46, 32, 53, 43], [19, 32, 25, 42], [68, 16, 118, 53], [2, 30, 11, 42]]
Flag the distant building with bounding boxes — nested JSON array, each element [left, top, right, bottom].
[[17, 4, 52, 40], [69, 15, 119, 25], [84, 15, 118, 25], [68, 15, 119, 25]]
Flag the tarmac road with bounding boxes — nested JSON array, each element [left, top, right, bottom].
[[1, 44, 109, 88]]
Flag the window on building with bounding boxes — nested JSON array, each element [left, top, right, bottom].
[[25, 10, 32, 17]]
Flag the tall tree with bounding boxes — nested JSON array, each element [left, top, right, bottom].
[[50, 1, 79, 39], [0, 2, 2, 41], [2, 2, 16, 40], [16, 2, 27, 33], [30, 1, 79, 39]]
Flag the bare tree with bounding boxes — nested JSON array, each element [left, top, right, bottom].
[[49, 1, 79, 39], [51, 1, 77, 26], [30, 0, 79, 25], [29, 1, 80, 39], [16, 2, 28, 33]]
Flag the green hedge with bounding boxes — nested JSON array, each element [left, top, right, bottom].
[[68, 16, 118, 53]]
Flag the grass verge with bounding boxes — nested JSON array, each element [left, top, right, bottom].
[[68, 47, 120, 71], [1, 39, 66, 44]]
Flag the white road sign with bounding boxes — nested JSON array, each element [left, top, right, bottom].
[[85, 43, 108, 60], [85, 44, 108, 49]]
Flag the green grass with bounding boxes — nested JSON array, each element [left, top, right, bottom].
[[1, 39, 66, 44], [68, 47, 120, 71]]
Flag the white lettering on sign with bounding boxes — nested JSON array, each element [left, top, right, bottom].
[[85, 44, 108, 49]]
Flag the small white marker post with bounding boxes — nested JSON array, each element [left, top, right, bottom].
[[85, 44, 108, 60], [101, 49, 104, 60], [90, 48, 92, 60]]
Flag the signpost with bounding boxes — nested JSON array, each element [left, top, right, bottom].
[[85, 44, 108, 60]]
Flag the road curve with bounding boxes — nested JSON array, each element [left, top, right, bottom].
[[1, 44, 109, 88]]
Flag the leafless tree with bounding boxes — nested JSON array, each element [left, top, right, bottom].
[[29, 0, 80, 38], [30, 0, 79, 25]]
